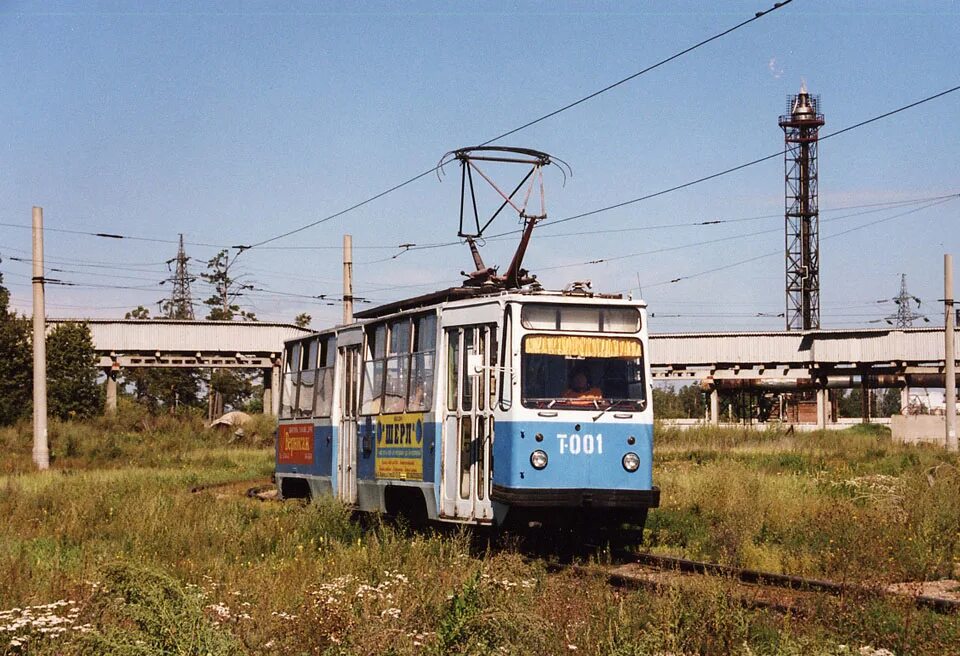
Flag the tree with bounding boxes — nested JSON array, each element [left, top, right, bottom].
[[47, 321, 101, 420], [652, 384, 706, 419], [294, 313, 312, 328], [837, 388, 894, 419], [0, 273, 32, 425], [210, 369, 253, 410], [201, 252, 257, 416], [125, 305, 151, 320], [877, 387, 902, 417], [201, 250, 256, 321]]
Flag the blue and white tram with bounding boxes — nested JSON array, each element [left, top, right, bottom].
[[275, 287, 659, 528]]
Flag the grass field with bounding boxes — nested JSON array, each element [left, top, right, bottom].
[[2, 412, 959, 655]]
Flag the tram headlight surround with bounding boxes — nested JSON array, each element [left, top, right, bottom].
[[530, 450, 548, 470], [622, 452, 641, 472]]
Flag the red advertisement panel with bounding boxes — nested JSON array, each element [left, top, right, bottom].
[[278, 423, 314, 465]]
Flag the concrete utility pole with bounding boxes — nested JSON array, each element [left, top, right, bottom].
[[945, 254, 957, 452], [343, 234, 353, 325], [32, 207, 49, 470]]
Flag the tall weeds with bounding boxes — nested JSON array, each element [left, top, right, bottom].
[[1, 418, 958, 654]]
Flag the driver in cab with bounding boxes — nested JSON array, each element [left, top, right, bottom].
[[562, 368, 602, 401]]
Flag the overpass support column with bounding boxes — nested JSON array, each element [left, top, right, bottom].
[[262, 368, 273, 416], [861, 380, 871, 424], [710, 389, 719, 425], [264, 364, 281, 416], [900, 386, 910, 413], [816, 388, 827, 430], [105, 368, 118, 415]]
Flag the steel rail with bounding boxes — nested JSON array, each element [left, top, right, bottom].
[[609, 550, 960, 614]]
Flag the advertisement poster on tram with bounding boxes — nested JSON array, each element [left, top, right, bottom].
[[375, 413, 424, 480], [277, 423, 314, 465]]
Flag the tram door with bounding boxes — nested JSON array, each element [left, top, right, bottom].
[[337, 344, 361, 505], [441, 324, 496, 522]]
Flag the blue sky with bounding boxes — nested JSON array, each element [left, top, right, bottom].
[[1, 0, 958, 331]]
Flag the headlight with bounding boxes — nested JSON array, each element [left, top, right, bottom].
[[622, 452, 640, 472], [530, 450, 548, 470]]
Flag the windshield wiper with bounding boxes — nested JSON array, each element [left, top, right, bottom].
[[592, 399, 623, 422]]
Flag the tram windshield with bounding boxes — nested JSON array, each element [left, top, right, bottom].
[[520, 335, 647, 411]]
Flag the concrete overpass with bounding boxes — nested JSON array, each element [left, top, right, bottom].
[[650, 326, 959, 427], [49, 319, 312, 416], [49, 320, 957, 423]]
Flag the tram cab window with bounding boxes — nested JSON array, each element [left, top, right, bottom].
[[520, 335, 646, 411], [521, 304, 640, 333]]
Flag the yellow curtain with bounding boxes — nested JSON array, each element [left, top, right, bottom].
[[524, 335, 642, 358]]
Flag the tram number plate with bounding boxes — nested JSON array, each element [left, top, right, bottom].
[[556, 433, 603, 455]]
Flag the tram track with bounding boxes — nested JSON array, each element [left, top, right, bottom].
[[188, 477, 272, 495], [564, 547, 960, 615], [182, 481, 960, 615]]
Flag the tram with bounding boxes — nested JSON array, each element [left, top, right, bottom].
[[274, 286, 658, 528], [274, 146, 658, 528]]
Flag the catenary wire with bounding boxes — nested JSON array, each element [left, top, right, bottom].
[[630, 196, 955, 291], [392, 86, 960, 256], [534, 195, 960, 272], [240, 0, 795, 251]]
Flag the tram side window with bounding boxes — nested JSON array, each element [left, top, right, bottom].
[[446, 329, 459, 412], [296, 338, 319, 418], [499, 309, 513, 410], [313, 335, 337, 417], [280, 342, 301, 419], [362, 315, 437, 415], [407, 315, 437, 412], [383, 319, 411, 413], [361, 324, 387, 415]]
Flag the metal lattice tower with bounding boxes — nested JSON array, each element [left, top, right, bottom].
[[885, 274, 926, 328], [161, 234, 195, 319], [779, 83, 825, 331]]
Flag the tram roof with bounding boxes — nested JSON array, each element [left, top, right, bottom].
[[353, 285, 638, 320]]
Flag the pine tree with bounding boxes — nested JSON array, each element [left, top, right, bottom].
[[294, 313, 312, 328], [201, 251, 256, 416], [201, 250, 256, 321]]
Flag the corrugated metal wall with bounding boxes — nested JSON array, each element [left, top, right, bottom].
[[48, 320, 311, 354], [49, 320, 957, 367], [649, 328, 958, 367]]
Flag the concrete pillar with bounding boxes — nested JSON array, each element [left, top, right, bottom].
[[710, 389, 719, 425], [816, 388, 827, 429], [271, 363, 281, 417], [105, 370, 117, 415], [900, 386, 910, 413], [262, 367, 273, 416], [861, 381, 871, 424]]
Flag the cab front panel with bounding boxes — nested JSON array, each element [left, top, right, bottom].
[[490, 419, 657, 509]]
